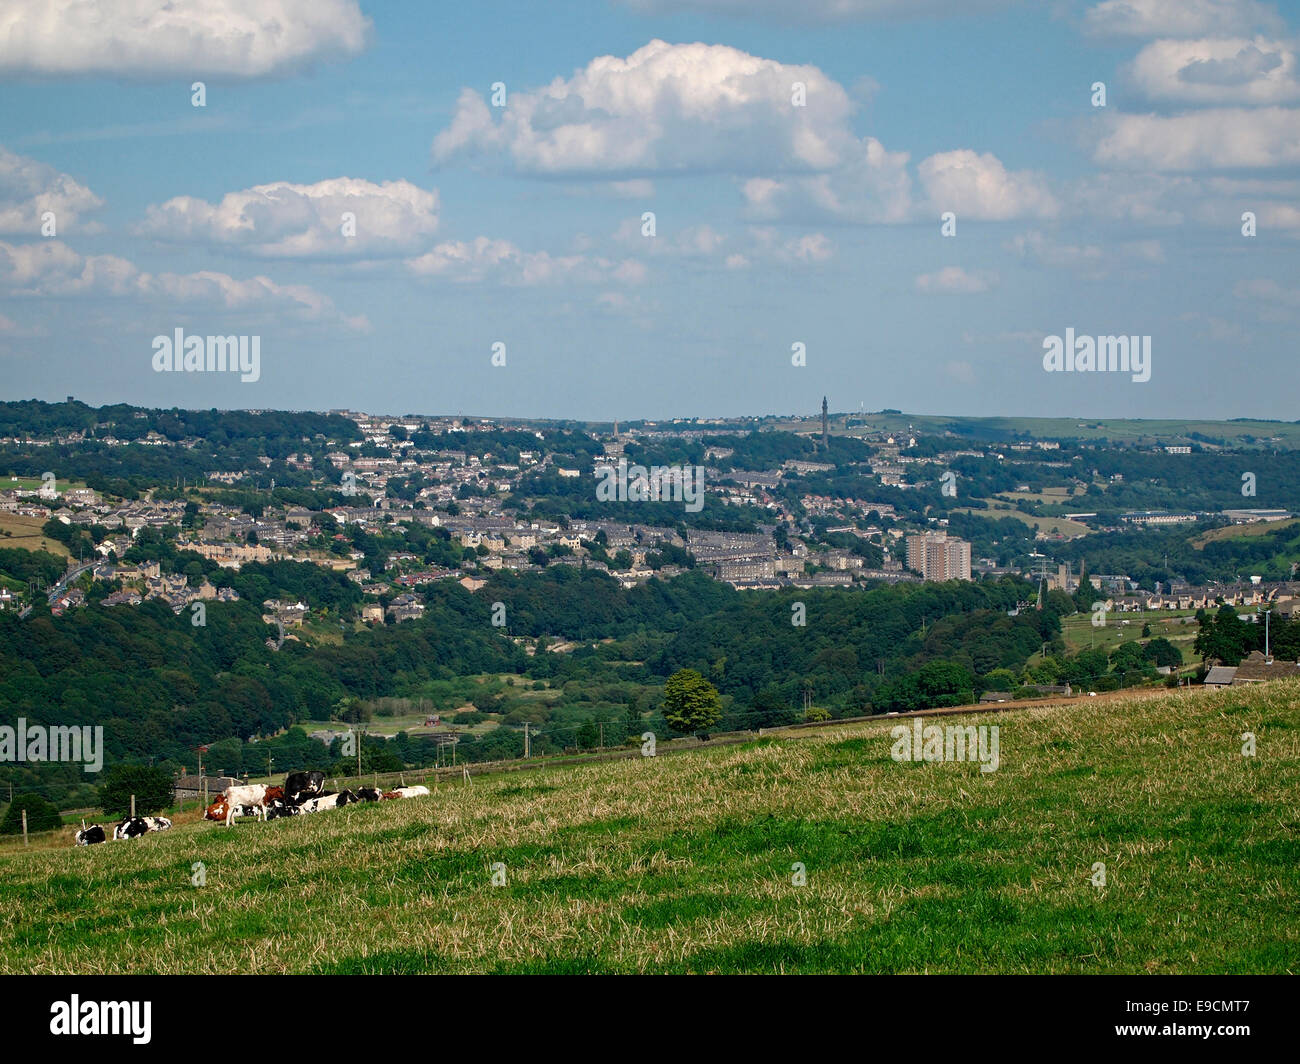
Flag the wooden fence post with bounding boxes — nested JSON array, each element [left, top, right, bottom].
[[130, 794, 136, 818]]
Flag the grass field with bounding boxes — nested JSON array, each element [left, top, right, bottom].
[[0, 512, 70, 557], [955, 505, 1094, 539], [1191, 519, 1298, 549], [1056, 610, 1201, 663], [0, 682, 1296, 973]]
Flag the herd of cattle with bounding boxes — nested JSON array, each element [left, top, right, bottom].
[[210, 771, 430, 826], [73, 770, 430, 845], [74, 816, 173, 845]]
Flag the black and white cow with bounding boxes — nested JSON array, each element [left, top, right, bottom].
[[263, 798, 297, 820], [283, 770, 326, 805], [384, 785, 430, 800], [354, 787, 383, 802], [296, 789, 358, 814], [74, 824, 106, 846], [113, 816, 172, 840]]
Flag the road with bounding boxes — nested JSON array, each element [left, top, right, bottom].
[[17, 560, 96, 619]]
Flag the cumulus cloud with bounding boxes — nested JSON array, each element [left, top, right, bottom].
[[432, 39, 855, 177], [1065, 171, 1191, 224], [0, 0, 370, 79], [433, 39, 1059, 230], [1083, 0, 1285, 38], [919, 150, 1058, 220], [612, 217, 834, 267], [0, 240, 366, 327], [1129, 37, 1300, 104], [617, 0, 1018, 20], [914, 266, 998, 293], [138, 178, 439, 258], [1066, 171, 1300, 232], [0, 147, 102, 234], [405, 237, 645, 287], [1092, 106, 1300, 168], [741, 143, 1057, 224], [740, 137, 915, 223]]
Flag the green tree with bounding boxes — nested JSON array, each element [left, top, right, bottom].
[[982, 667, 1019, 693], [1072, 567, 1094, 614], [576, 719, 600, 749], [0, 793, 62, 835], [663, 668, 723, 735], [97, 764, 174, 818], [1142, 637, 1183, 668]]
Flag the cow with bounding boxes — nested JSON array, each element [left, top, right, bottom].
[[354, 787, 383, 802], [296, 790, 358, 814], [204, 798, 230, 822], [222, 784, 270, 827], [75, 824, 106, 846], [283, 771, 325, 805], [113, 816, 172, 840], [384, 785, 430, 800], [264, 799, 296, 820]]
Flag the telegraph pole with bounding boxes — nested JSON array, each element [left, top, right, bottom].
[[523, 722, 530, 759]]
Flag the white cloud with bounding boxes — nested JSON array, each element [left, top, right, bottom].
[[743, 143, 1058, 224], [432, 39, 855, 177], [740, 138, 915, 223], [0, 240, 366, 327], [138, 178, 439, 258], [919, 149, 1058, 220], [0, 147, 102, 234], [1006, 231, 1105, 273], [613, 217, 834, 267], [1066, 171, 1300, 232], [1005, 230, 1164, 279], [1234, 277, 1300, 305], [405, 237, 644, 287], [1066, 172, 1191, 224], [1092, 106, 1300, 169], [617, 0, 1019, 21], [1129, 37, 1300, 104], [0, 0, 370, 79], [914, 266, 998, 293], [1084, 0, 1284, 39], [0, 311, 45, 338]]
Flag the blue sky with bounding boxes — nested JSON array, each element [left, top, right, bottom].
[[1, 0, 1297, 421]]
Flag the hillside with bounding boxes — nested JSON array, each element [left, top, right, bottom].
[[0, 682, 1296, 974]]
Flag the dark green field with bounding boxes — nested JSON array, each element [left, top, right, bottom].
[[0, 682, 1296, 973]]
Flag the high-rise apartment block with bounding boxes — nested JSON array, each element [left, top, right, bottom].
[[905, 531, 972, 582]]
